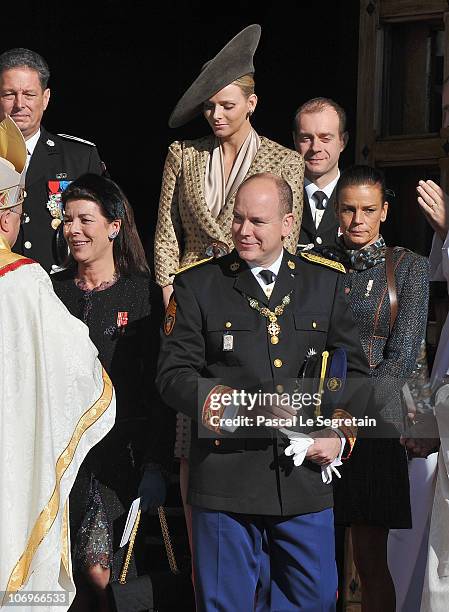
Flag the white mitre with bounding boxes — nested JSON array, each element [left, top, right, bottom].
[[0, 115, 27, 210]]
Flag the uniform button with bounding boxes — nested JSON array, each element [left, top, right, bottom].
[[24, 215, 30, 224], [24, 241, 32, 249], [312, 321, 317, 328], [276, 384, 284, 393], [316, 237, 323, 245], [274, 359, 283, 368], [214, 439, 221, 446], [225, 321, 232, 328]]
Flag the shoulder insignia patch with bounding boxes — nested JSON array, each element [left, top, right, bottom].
[[164, 296, 177, 335], [57, 133, 96, 146], [175, 257, 212, 275], [300, 252, 346, 273]]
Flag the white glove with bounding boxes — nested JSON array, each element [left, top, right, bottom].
[[284, 431, 346, 485], [321, 438, 346, 484], [284, 434, 314, 466]]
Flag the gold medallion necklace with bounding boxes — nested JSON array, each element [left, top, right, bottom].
[[246, 292, 292, 344]]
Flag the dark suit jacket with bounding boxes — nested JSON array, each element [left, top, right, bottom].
[[156, 249, 370, 516], [298, 187, 340, 251], [17, 127, 104, 271]]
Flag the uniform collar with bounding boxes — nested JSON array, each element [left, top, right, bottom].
[[25, 129, 41, 156], [248, 249, 284, 282], [231, 248, 297, 306], [268, 249, 298, 306]]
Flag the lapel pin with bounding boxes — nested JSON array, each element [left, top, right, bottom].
[[365, 279, 373, 297], [46, 139, 55, 147], [287, 260, 295, 269], [230, 262, 240, 272]]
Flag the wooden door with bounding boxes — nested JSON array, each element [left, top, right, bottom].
[[343, 2, 449, 610]]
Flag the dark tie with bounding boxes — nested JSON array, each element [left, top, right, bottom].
[[314, 190, 327, 210], [259, 269, 275, 285]]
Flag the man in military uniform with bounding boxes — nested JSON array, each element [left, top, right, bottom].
[[0, 48, 105, 272], [157, 172, 370, 611]]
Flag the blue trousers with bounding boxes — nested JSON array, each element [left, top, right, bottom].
[[192, 506, 337, 612]]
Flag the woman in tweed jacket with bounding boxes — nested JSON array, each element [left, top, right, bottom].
[[320, 165, 429, 612], [154, 25, 304, 305], [155, 130, 303, 296]]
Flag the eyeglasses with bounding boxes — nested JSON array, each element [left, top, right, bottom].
[[9, 209, 29, 225]]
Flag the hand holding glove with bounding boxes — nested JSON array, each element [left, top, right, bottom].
[[284, 430, 345, 484]]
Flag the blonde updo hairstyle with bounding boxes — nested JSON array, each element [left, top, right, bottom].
[[233, 73, 255, 97]]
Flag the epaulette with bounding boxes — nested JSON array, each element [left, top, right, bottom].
[[57, 133, 96, 146], [175, 257, 212, 275], [300, 252, 346, 273]]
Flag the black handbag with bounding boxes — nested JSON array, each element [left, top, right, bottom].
[[108, 507, 192, 612], [109, 574, 154, 612]]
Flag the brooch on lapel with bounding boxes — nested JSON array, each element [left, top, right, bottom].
[[365, 279, 374, 297], [117, 311, 129, 336], [117, 311, 128, 327]]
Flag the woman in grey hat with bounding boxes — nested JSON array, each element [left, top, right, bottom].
[[153, 23, 304, 554]]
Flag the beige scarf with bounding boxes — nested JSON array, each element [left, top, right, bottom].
[[205, 128, 261, 218]]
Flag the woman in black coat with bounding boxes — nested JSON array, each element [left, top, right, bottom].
[[52, 174, 174, 612]]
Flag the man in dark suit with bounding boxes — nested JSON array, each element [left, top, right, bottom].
[[157, 172, 370, 611], [293, 97, 348, 251], [0, 48, 105, 272]]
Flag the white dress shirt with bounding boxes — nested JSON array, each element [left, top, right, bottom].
[[25, 130, 41, 169], [305, 172, 340, 228], [248, 250, 284, 297]]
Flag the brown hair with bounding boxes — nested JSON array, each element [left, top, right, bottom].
[[293, 97, 347, 135], [336, 165, 387, 203], [61, 174, 149, 275]]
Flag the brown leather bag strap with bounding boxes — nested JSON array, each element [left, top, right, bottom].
[[385, 247, 406, 333]]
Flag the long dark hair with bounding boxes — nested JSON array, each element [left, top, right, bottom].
[[61, 173, 149, 275]]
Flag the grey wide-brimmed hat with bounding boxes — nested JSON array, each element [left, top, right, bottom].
[[168, 24, 261, 129]]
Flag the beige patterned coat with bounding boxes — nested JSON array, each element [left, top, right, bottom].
[[154, 134, 304, 287]]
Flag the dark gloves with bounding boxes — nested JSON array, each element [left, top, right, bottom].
[[138, 464, 167, 512]]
